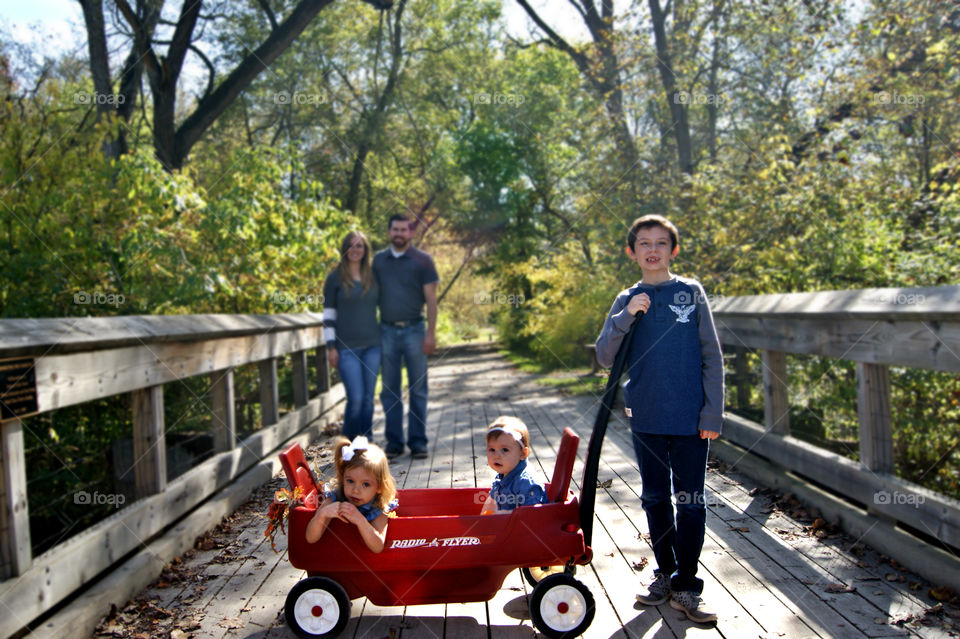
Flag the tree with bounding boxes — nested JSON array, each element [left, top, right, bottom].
[[78, 0, 344, 169]]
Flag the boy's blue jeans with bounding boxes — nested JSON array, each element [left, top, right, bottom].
[[337, 345, 381, 439], [631, 431, 710, 595], [380, 322, 428, 453]]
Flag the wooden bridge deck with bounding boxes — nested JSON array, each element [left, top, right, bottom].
[[93, 343, 955, 639]]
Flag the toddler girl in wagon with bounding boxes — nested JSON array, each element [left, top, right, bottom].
[[306, 436, 398, 552], [480, 416, 548, 514]]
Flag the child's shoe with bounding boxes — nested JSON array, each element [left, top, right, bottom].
[[669, 590, 717, 624], [635, 572, 671, 605]]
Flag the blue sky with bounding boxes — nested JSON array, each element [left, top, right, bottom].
[[1, 0, 590, 58]]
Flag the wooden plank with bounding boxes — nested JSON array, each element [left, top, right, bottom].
[[211, 368, 237, 453], [710, 437, 960, 599], [593, 424, 829, 637], [714, 316, 960, 372], [856, 363, 893, 473], [733, 346, 751, 410], [0, 418, 31, 579], [762, 349, 790, 435], [706, 473, 933, 636], [33, 327, 324, 413], [0, 390, 343, 639], [260, 358, 280, 427], [0, 313, 325, 357], [28, 455, 279, 639], [525, 398, 723, 638], [722, 413, 960, 549], [711, 286, 960, 320], [315, 347, 330, 394], [132, 385, 167, 498], [487, 568, 536, 638], [292, 350, 309, 408]]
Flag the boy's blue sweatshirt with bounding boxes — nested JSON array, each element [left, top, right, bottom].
[[595, 276, 724, 435]]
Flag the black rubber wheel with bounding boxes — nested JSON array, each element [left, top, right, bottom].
[[529, 573, 596, 639], [285, 576, 351, 638], [521, 563, 576, 588]]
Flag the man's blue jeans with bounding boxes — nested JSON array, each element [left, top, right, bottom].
[[631, 431, 710, 595], [337, 345, 381, 439], [380, 322, 428, 453]]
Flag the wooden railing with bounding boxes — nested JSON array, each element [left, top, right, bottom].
[[712, 286, 960, 554], [0, 314, 343, 637]]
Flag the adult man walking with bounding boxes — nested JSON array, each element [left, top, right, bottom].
[[373, 214, 438, 459]]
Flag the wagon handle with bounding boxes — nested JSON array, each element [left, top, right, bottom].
[[579, 314, 640, 550]]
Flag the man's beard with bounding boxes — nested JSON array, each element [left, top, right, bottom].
[[391, 236, 409, 249]]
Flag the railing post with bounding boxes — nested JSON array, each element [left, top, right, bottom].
[[734, 346, 750, 410], [1, 418, 31, 578], [292, 350, 309, 407], [762, 350, 790, 435], [259, 358, 280, 427], [210, 368, 236, 452], [856, 362, 894, 473], [132, 386, 166, 498], [315, 347, 331, 394]]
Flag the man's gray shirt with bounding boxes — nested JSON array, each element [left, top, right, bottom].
[[372, 246, 438, 323]]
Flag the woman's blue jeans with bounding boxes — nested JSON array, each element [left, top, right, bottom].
[[632, 431, 710, 595], [337, 345, 381, 439]]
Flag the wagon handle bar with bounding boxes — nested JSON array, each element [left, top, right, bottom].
[[579, 314, 640, 550]]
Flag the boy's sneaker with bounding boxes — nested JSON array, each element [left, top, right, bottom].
[[669, 590, 717, 624], [635, 572, 671, 605]]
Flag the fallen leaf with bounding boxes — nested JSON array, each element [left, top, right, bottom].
[[930, 585, 956, 601], [170, 630, 191, 639], [632, 557, 649, 570], [217, 617, 244, 629], [825, 583, 856, 593], [729, 526, 750, 532]]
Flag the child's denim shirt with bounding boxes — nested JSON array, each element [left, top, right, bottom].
[[325, 489, 399, 521], [489, 459, 547, 512]]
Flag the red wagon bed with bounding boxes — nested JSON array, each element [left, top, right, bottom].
[[279, 428, 595, 638]]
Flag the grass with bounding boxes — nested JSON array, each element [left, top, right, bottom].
[[499, 349, 608, 397]]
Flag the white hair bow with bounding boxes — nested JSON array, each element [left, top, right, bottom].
[[341, 436, 370, 461], [488, 427, 523, 445]]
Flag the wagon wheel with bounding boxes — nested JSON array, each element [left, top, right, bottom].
[[520, 563, 576, 588], [529, 573, 595, 639], [285, 576, 351, 639]]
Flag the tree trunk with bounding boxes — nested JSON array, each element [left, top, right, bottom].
[[344, 0, 407, 213], [514, 0, 640, 203], [649, 0, 694, 175]]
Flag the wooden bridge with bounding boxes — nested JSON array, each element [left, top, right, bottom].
[[1, 286, 958, 638]]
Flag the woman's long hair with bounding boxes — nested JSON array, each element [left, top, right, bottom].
[[337, 231, 374, 296]]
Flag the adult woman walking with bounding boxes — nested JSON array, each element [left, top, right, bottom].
[[323, 231, 381, 439]]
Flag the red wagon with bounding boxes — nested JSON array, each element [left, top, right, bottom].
[[278, 320, 637, 638], [279, 427, 598, 638]]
